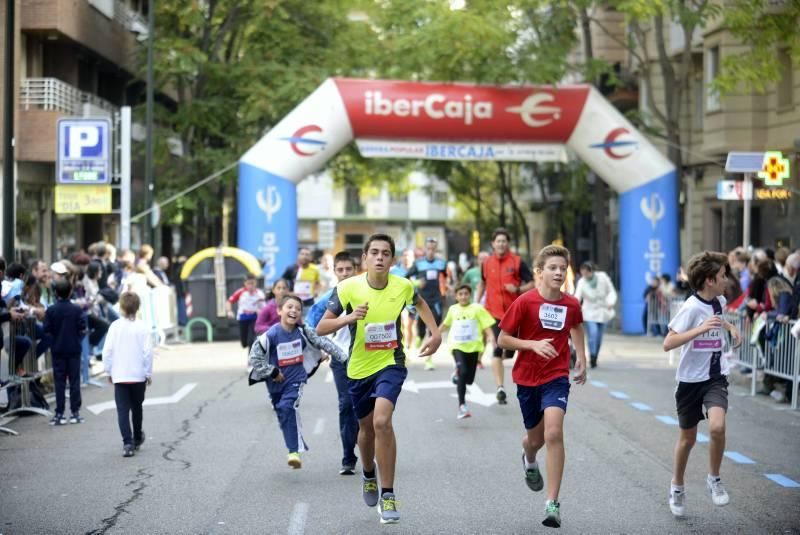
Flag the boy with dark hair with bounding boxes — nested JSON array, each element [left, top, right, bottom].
[[663, 251, 741, 517], [497, 245, 587, 528], [226, 274, 266, 351], [440, 283, 496, 419], [316, 233, 442, 525], [44, 279, 88, 425]]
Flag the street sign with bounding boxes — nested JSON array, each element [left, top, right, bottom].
[[54, 185, 112, 214], [56, 118, 111, 184], [716, 180, 753, 200]]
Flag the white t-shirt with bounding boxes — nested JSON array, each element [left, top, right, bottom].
[[668, 294, 728, 383]]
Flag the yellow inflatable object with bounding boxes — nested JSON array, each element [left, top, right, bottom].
[[180, 247, 262, 280]]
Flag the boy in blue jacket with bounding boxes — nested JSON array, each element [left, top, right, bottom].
[[44, 279, 88, 425], [249, 294, 346, 469]]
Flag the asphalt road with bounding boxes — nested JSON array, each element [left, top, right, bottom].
[[1, 336, 799, 534]]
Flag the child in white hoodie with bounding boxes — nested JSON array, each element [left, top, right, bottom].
[[103, 292, 153, 458]]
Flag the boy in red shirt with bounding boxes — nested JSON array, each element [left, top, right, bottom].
[[498, 245, 587, 529]]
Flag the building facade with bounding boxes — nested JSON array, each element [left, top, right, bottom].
[[296, 171, 454, 260], [0, 0, 162, 263]]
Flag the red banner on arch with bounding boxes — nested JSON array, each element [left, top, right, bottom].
[[334, 78, 590, 143]]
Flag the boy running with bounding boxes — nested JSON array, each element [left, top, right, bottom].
[[316, 234, 442, 525], [226, 274, 266, 351], [663, 251, 741, 517], [497, 245, 587, 528], [439, 283, 495, 419]]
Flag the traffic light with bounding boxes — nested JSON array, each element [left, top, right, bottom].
[[471, 230, 480, 257]]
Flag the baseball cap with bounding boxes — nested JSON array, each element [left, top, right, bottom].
[[50, 262, 68, 275]]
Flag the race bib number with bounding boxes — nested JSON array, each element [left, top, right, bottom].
[[276, 340, 304, 367], [539, 304, 567, 330], [426, 269, 438, 281], [692, 328, 723, 352], [294, 280, 312, 299], [365, 322, 398, 350], [452, 319, 478, 343]]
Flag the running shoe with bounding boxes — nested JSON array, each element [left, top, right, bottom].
[[424, 358, 435, 371], [378, 492, 400, 524], [707, 476, 729, 506], [457, 404, 471, 419], [287, 452, 302, 469], [123, 444, 135, 458], [339, 462, 356, 476], [362, 477, 379, 507], [49, 414, 67, 426], [542, 500, 561, 528], [669, 487, 686, 517], [522, 453, 543, 492], [496, 386, 507, 405], [69, 413, 85, 424]]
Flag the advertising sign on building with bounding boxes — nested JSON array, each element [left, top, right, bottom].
[[54, 185, 112, 214]]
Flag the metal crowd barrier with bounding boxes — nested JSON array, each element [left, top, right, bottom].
[[137, 286, 179, 346], [646, 294, 687, 336], [1, 317, 53, 427], [722, 312, 799, 410]]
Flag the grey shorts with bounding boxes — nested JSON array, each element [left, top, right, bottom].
[[675, 376, 728, 429]]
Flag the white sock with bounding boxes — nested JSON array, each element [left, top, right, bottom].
[[708, 474, 720, 482], [524, 456, 538, 469], [671, 483, 684, 493]]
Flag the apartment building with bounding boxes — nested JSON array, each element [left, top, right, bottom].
[[296, 171, 454, 259], [0, 0, 162, 263], [586, 5, 799, 256]]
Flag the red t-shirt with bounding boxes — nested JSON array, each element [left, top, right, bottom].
[[499, 289, 583, 387]]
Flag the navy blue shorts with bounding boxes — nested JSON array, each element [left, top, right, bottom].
[[348, 365, 408, 420], [516, 377, 570, 429]]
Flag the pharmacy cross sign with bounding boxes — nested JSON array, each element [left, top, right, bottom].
[[758, 151, 790, 187]]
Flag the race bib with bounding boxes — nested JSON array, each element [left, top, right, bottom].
[[365, 322, 398, 350], [276, 340, 304, 366], [294, 280, 312, 299], [452, 319, 478, 343], [692, 328, 723, 352], [539, 304, 567, 330], [426, 269, 438, 281]]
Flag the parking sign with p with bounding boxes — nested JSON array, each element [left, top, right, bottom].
[[57, 118, 110, 184]]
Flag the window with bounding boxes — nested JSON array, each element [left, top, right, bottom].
[[344, 186, 364, 215], [777, 48, 794, 109], [344, 234, 365, 253], [706, 46, 721, 112]]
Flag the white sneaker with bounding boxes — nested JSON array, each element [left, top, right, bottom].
[[669, 487, 685, 517], [707, 476, 730, 506], [457, 404, 471, 419]]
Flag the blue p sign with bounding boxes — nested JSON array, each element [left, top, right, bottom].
[[57, 118, 111, 184]]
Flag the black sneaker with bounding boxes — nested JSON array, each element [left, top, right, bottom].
[[69, 413, 85, 424], [339, 462, 356, 475], [123, 444, 135, 458], [134, 430, 145, 450], [49, 414, 67, 426], [496, 386, 508, 405]]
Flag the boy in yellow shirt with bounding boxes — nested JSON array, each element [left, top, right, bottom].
[[440, 284, 496, 419]]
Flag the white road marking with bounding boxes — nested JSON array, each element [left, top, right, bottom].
[[449, 383, 497, 407], [287, 502, 309, 535], [402, 380, 455, 393], [313, 418, 325, 435], [86, 383, 197, 415]]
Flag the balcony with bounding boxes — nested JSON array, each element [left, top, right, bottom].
[[21, 0, 141, 74], [18, 77, 118, 162]]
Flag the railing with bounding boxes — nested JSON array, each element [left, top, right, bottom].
[[20, 78, 118, 116], [645, 294, 686, 337]]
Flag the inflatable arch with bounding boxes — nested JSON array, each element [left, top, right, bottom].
[[239, 78, 678, 334]]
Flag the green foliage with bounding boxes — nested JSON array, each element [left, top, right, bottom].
[[714, 0, 800, 95]]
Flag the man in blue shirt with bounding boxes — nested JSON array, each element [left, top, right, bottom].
[[405, 237, 448, 370]]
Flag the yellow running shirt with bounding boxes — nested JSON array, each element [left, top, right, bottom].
[[326, 273, 416, 379], [442, 303, 495, 354]]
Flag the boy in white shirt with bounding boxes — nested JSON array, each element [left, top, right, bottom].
[[103, 292, 154, 458], [663, 251, 741, 517]]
